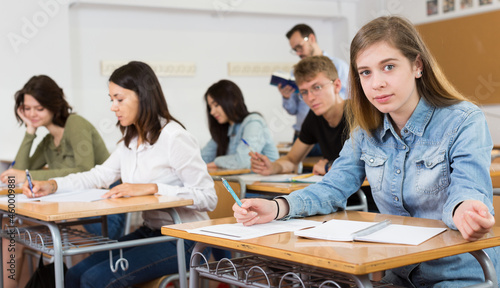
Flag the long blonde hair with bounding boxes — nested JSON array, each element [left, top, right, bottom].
[[347, 16, 467, 136]]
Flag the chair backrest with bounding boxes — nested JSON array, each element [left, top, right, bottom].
[[494, 194, 500, 226], [208, 176, 246, 219]]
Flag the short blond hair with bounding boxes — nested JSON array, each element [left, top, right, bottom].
[[294, 55, 338, 85]]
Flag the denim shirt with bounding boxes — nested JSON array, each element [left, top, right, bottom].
[[284, 98, 499, 287], [201, 113, 279, 169], [282, 52, 349, 132]]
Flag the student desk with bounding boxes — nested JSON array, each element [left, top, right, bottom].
[[0, 195, 193, 288], [162, 211, 500, 288], [208, 168, 251, 176], [245, 179, 370, 195], [0, 187, 22, 195]]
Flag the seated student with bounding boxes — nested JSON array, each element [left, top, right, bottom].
[[251, 56, 347, 176], [201, 79, 279, 169], [234, 16, 500, 287], [0, 75, 124, 240], [24, 61, 217, 288]]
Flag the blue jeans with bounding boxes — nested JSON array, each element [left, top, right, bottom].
[[82, 180, 125, 240], [65, 226, 207, 288], [83, 213, 126, 240]]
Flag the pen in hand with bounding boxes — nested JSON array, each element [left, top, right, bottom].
[[8, 161, 15, 169], [241, 138, 255, 154], [221, 177, 243, 207], [25, 169, 35, 198]]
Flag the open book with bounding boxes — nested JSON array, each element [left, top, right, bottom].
[[294, 219, 447, 245], [270, 71, 298, 91]]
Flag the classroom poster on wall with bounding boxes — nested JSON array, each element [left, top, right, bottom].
[[443, 0, 455, 12], [460, 0, 473, 9], [427, 0, 438, 15]]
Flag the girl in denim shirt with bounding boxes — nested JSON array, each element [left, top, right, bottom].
[[201, 79, 279, 169], [234, 16, 499, 287]]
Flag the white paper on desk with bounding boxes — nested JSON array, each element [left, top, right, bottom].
[[294, 219, 446, 245], [0, 189, 109, 203], [40, 189, 109, 202], [188, 219, 321, 240]]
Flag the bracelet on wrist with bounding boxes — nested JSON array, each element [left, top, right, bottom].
[[273, 199, 280, 220]]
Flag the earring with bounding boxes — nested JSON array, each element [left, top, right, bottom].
[[419, 71, 423, 76]]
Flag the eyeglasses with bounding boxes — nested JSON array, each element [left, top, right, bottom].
[[290, 37, 309, 55], [298, 80, 334, 101]]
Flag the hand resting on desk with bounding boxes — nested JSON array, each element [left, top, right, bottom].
[[453, 200, 495, 241], [102, 183, 158, 198], [24, 180, 158, 199], [1, 168, 26, 184]]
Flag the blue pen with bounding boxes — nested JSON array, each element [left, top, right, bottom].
[[8, 161, 15, 169], [241, 138, 255, 154], [221, 177, 243, 207], [25, 169, 34, 197]]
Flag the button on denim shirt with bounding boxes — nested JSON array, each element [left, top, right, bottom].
[[284, 98, 500, 287], [201, 113, 279, 169]]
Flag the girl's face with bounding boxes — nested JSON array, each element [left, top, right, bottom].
[[22, 94, 53, 128], [207, 95, 231, 125], [356, 41, 422, 123], [109, 81, 140, 127]]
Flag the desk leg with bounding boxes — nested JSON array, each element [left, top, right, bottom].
[[189, 242, 207, 288], [176, 238, 187, 288], [46, 222, 64, 288], [469, 249, 498, 288], [167, 208, 187, 288], [0, 211, 3, 284]]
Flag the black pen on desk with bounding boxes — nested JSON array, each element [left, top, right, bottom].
[[25, 169, 34, 198]]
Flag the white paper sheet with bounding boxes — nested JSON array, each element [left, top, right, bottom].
[[188, 219, 321, 240], [0, 189, 109, 203]]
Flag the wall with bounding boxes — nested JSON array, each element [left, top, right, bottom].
[[2, 0, 500, 162], [0, 1, 72, 160], [391, 0, 500, 144], [0, 0, 353, 160]]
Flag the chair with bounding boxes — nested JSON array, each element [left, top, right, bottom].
[[345, 189, 369, 212], [207, 176, 246, 219], [493, 189, 500, 226]]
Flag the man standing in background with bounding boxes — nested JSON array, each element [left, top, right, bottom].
[[278, 24, 349, 156]]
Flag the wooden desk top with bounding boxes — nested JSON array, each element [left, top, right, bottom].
[[0, 195, 193, 222], [0, 187, 22, 195], [208, 168, 251, 176], [246, 179, 370, 194], [162, 211, 500, 275], [246, 181, 310, 194]]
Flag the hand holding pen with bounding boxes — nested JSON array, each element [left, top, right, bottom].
[[22, 179, 58, 198]]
